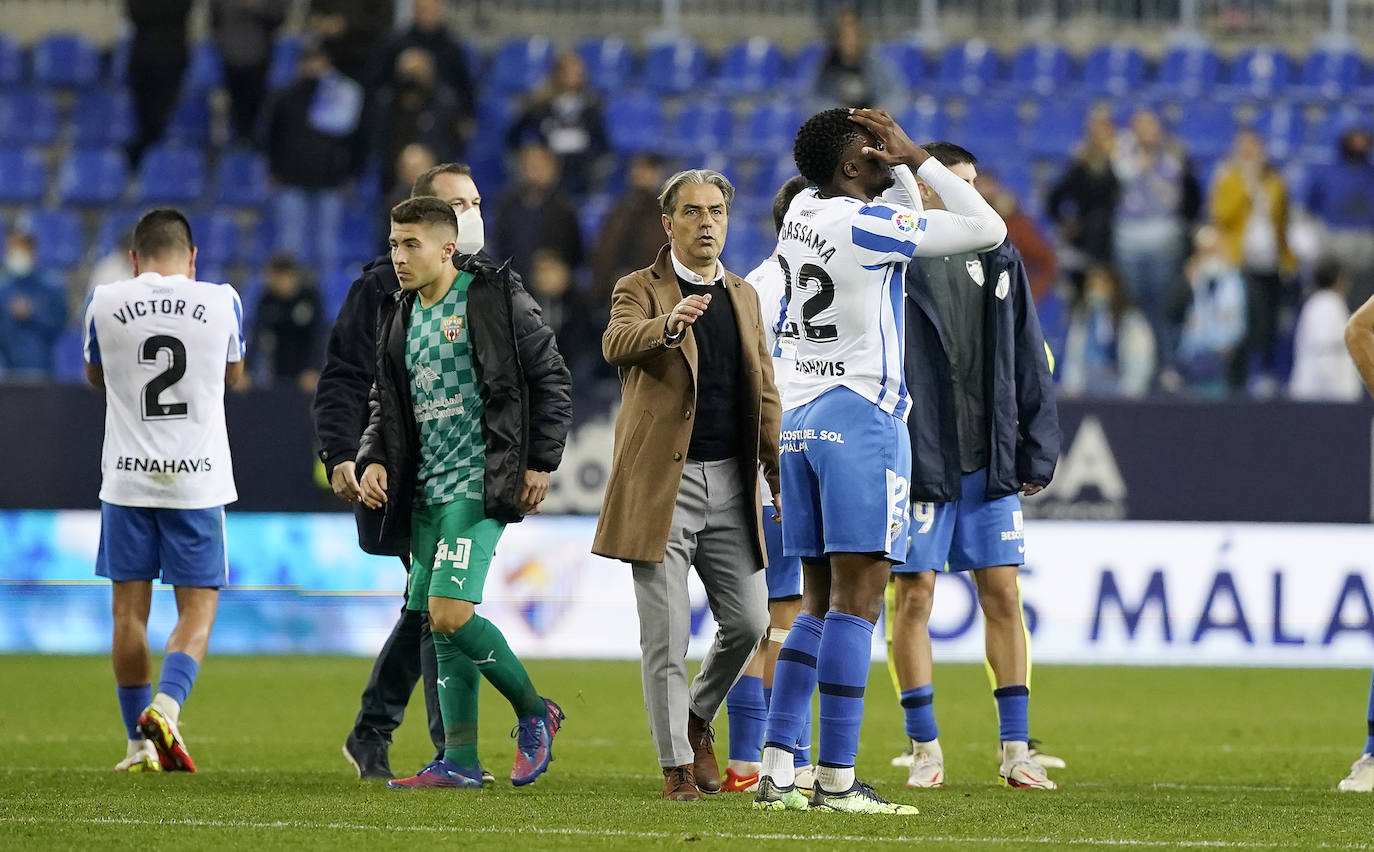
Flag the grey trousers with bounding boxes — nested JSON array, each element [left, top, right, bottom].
[[632, 458, 770, 768]]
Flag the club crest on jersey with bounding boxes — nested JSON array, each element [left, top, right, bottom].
[[995, 269, 1011, 300], [893, 212, 918, 233], [442, 315, 464, 342], [966, 259, 985, 286]]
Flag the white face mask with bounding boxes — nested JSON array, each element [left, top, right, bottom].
[[4, 249, 33, 277], [454, 207, 485, 255]]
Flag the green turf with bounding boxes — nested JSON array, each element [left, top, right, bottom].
[[0, 655, 1370, 850]]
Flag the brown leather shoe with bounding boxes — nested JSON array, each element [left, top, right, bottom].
[[687, 712, 722, 794], [662, 765, 700, 801]]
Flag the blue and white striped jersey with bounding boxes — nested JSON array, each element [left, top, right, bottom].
[[745, 251, 796, 406]]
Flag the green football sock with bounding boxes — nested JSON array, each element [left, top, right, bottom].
[[431, 631, 481, 768], [451, 615, 545, 720]]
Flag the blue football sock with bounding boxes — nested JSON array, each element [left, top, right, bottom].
[[157, 652, 199, 707], [816, 611, 874, 769], [1364, 670, 1374, 755], [794, 704, 813, 768], [994, 684, 1030, 744], [762, 613, 823, 754], [900, 684, 938, 742], [725, 675, 767, 762], [117, 683, 150, 740]]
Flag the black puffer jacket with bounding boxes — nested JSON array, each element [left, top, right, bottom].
[[356, 253, 572, 548]]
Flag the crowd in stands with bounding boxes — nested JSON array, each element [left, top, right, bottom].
[[1, 2, 1372, 404]]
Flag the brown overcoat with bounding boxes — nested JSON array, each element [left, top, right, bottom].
[[592, 245, 782, 565]]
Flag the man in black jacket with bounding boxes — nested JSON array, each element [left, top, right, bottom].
[[313, 163, 489, 779], [886, 143, 1062, 792], [357, 197, 571, 789]]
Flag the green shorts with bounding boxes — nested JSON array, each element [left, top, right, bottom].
[[408, 499, 505, 609]]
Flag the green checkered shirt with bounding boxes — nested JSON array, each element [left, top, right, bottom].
[[405, 271, 486, 505]]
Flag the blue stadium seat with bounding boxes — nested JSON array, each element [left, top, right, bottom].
[[24, 210, 85, 270], [1307, 103, 1367, 161], [732, 100, 804, 157], [1009, 42, 1074, 97], [322, 265, 356, 323], [666, 102, 733, 157], [643, 37, 709, 96], [1173, 101, 1238, 161], [744, 156, 800, 206], [579, 192, 614, 250], [214, 150, 270, 208], [577, 35, 635, 94], [1250, 103, 1306, 160], [31, 33, 100, 88], [1082, 43, 1146, 97], [188, 212, 241, 267], [487, 35, 555, 94], [784, 42, 825, 93], [0, 148, 46, 204], [722, 219, 769, 273], [1155, 43, 1221, 97], [957, 100, 1023, 162], [897, 99, 949, 145], [93, 208, 142, 256], [1299, 47, 1363, 100], [933, 40, 1001, 96], [57, 148, 128, 206], [1028, 100, 1089, 159], [1225, 46, 1292, 99], [165, 93, 212, 145], [73, 89, 136, 146], [338, 209, 380, 265], [0, 34, 23, 86], [134, 145, 206, 203], [877, 40, 928, 93], [0, 91, 58, 145], [267, 34, 303, 91], [715, 37, 783, 96], [604, 92, 665, 154], [185, 41, 225, 94]]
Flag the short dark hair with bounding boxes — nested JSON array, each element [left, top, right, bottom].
[[132, 208, 193, 259], [794, 108, 864, 187], [1314, 257, 1345, 291], [391, 196, 459, 235], [921, 141, 978, 168], [265, 253, 300, 275], [411, 162, 472, 198], [772, 175, 812, 234]]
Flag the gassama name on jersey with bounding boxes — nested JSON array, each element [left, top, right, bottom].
[[779, 219, 836, 263], [112, 298, 212, 325]]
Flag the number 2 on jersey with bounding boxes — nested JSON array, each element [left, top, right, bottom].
[[778, 255, 837, 343], [140, 335, 188, 421]]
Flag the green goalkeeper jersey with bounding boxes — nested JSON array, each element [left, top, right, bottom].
[[406, 271, 486, 505]]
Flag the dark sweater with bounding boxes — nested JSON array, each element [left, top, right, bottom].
[[678, 278, 742, 462]]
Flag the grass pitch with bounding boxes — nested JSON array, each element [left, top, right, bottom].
[[0, 655, 1370, 850]]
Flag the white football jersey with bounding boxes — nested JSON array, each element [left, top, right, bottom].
[[778, 187, 926, 420], [745, 250, 797, 406], [83, 273, 244, 509]]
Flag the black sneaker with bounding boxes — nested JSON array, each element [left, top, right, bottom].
[[343, 734, 392, 779]]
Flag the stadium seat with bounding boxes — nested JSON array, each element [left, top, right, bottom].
[[604, 92, 665, 154], [0, 148, 46, 204], [715, 37, 784, 96], [1250, 102, 1306, 160], [577, 35, 635, 94], [93, 208, 142, 256], [1154, 43, 1221, 97], [1082, 43, 1146, 97], [1299, 47, 1363, 100], [897, 99, 949, 146], [744, 155, 800, 207], [322, 265, 356, 322], [188, 212, 241, 267], [57, 148, 128, 206], [31, 33, 100, 88], [0, 91, 58, 146], [1173, 101, 1238, 161], [487, 35, 555, 94], [337, 209, 380, 265], [165, 93, 212, 146], [1307, 103, 1367, 161], [579, 192, 613, 250], [23, 210, 85, 270], [184, 41, 225, 94], [1028, 100, 1090, 159], [665, 102, 733, 158], [957, 100, 1023, 162], [72, 89, 136, 146], [643, 37, 709, 96], [784, 42, 825, 93], [1009, 42, 1074, 97], [214, 150, 270, 208], [933, 39, 1001, 96], [878, 40, 929, 93], [267, 33, 304, 91], [1225, 46, 1292, 99], [0, 34, 23, 86], [732, 99, 804, 157], [134, 145, 206, 203]]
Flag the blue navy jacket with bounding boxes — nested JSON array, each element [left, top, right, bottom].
[[903, 240, 1059, 503]]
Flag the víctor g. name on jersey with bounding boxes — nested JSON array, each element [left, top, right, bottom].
[[113, 296, 214, 326]]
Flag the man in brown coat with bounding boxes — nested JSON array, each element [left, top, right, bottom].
[[593, 169, 780, 802]]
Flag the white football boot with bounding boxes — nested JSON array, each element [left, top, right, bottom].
[[906, 739, 945, 788], [114, 739, 160, 773], [999, 740, 1057, 790], [1338, 754, 1374, 792]]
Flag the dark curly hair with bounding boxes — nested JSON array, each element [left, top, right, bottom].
[[793, 108, 864, 188]]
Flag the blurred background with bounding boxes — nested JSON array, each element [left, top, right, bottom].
[[1, 0, 1372, 668]]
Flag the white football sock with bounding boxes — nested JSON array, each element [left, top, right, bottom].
[[151, 692, 181, 724], [914, 737, 943, 761], [1002, 740, 1029, 766], [761, 746, 795, 787], [125, 738, 145, 758], [817, 764, 855, 793]]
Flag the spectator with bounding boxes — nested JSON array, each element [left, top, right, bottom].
[[1061, 264, 1156, 398], [0, 233, 68, 378], [380, 0, 474, 115], [1210, 128, 1295, 393], [980, 171, 1059, 305], [1291, 259, 1362, 401], [384, 142, 438, 216], [307, 0, 395, 87], [1112, 108, 1191, 374], [528, 248, 608, 385], [1175, 225, 1248, 396], [263, 42, 366, 275], [1304, 126, 1374, 310], [211, 0, 289, 145], [813, 9, 897, 108], [250, 254, 324, 392], [373, 48, 468, 189], [506, 52, 608, 197], [87, 231, 136, 300], [124, 0, 192, 166], [1047, 109, 1120, 287], [592, 152, 668, 304], [492, 143, 583, 284]]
